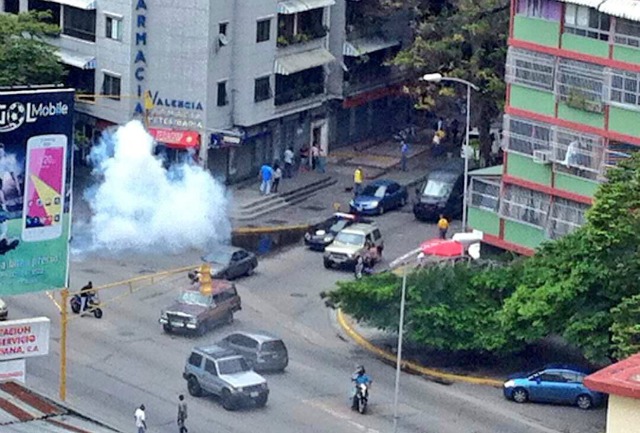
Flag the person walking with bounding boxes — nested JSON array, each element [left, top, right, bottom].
[[134, 404, 147, 433], [259, 163, 273, 195], [283, 147, 294, 178], [353, 166, 363, 196], [437, 214, 449, 239], [177, 395, 188, 433], [272, 163, 282, 193], [400, 140, 409, 171]]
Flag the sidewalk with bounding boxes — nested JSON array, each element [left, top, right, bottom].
[[228, 140, 445, 228]]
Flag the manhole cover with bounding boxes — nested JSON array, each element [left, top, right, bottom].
[[290, 293, 307, 298], [264, 219, 288, 225], [302, 205, 325, 211]]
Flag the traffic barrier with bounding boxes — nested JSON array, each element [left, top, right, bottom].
[[232, 224, 310, 256]]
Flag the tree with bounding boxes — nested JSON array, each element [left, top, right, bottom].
[[390, 0, 509, 164], [0, 12, 65, 87]]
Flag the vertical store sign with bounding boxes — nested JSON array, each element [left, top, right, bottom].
[[0, 89, 74, 295], [133, 0, 148, 115]]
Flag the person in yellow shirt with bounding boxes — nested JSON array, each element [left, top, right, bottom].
[[437, 214, 449, 239], [353, 167, 363, 196]]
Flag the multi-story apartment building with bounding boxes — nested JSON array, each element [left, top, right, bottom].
[[0, 0, 411, 183], [468, 0, 640, 255]]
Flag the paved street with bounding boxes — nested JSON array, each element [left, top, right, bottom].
[[6, 203, 606, 433]]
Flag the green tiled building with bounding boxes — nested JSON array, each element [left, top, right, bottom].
[[468, 0, 640, 255]]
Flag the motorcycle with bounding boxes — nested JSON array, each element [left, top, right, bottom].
[[352, 383, 369, 414], [70, 293, 103, 319]]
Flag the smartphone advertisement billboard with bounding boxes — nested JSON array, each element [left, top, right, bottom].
[[0, 89, 74, 294]]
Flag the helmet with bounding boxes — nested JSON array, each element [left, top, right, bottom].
[[356, 365, 365, 375]]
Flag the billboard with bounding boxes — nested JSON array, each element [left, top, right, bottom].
[[0, 89, 74, 294], [0, 317, 50, 361]]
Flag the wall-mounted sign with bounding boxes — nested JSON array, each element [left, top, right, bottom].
[[149, 128, 200, 149], [133, 0, 148, 115], [0, 359, 25, 383], [210, 134, 242, 149], [0, 317, 50, 362]]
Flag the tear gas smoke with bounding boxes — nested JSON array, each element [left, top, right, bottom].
[[80, 120, 230, 253]]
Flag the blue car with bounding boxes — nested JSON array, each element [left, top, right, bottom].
[[349, 179, 408, 216], [503, 367, 604, 410]]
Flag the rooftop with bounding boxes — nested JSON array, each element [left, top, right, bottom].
[[584, 353, 640, 399]]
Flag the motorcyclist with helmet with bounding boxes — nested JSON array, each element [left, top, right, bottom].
[[351, 365, 372, 409]]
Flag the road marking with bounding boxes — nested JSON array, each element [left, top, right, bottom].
[[45, 291, 62, 313], [302, 399, 380, 433]]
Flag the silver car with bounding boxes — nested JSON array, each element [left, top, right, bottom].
[[183, 344, 268, 410], [219, 331, 289, 372]]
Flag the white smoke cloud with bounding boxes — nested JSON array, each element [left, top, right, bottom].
[[80, 120, 230, 253]]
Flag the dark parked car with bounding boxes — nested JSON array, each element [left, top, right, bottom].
[[349, 179, 408, 215], [218, 331, 289, 372], [160, 280, 242, 335], [503, 367, 604, 409], [304, 213, 371, 251], [413, 159, 466, 222], [201, 246, 258, 280]]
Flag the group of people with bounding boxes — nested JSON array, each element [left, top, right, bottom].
[[259, 144, 327, 195]]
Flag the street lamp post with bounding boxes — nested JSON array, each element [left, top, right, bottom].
[[420, 73, 479, 232]]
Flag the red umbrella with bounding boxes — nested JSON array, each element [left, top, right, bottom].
[[420, 239, 465, 257]]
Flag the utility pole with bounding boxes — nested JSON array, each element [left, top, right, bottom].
[[59, 288, 68, 401]]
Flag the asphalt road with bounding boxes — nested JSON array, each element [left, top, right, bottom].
[[8, 206, 605, 433]]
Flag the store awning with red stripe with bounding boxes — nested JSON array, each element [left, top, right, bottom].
[[149, 128, 200, 149], [420, 239, 465, 257]]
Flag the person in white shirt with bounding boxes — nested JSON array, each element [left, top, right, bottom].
[[283, 147, 294, 178], [135, 404, 147, 433]]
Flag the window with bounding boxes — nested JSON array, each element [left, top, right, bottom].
[[552, 126, 604, 175], [106, 15, 122, 40], [257, 19, 271, 43], [605, 141, 639, 169], [4, 0, 19, 13], [516, 0, 561, 21], [188, 352, 203, 367], [28, 0, 59, 23], [610, 69, 640, 107], [538, 372, 566, 382], [503, 116, 551, 155], [615, 18, 640, 48], [469, 178, 500, 212], [254, 76, 272, 102], [102, 73, 121, 100], [500, 184, 551, 228], [556, 58, 605, 113], [217, 81, 228, 106], [547, 198, 588, 239], [63, 6, 96, 42], [564, 4, 610, 41], [505, 48, 556, 91], [204, 359, 217, 375], [219, 22, 228, 36]]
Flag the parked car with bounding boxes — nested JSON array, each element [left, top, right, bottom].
[[0, 298, 7, 320], [503, 367, 604, 409], [218, 331, 289, 372], [160, 280, 241, 335], [323, 223, 383, 269], [350, 179, 408, 215], [304, 213, 371, 251], [413, 159, 466, 222], [183, 344, 269, 410], [201, 246, 258, 280]]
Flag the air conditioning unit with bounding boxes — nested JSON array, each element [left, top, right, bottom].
[[533, 149, 552, 164]]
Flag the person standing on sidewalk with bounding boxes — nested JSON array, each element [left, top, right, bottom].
[[272, 163, 282, 193], [353, 166, 363, 196], [283, 147, 294, 178], [437, 214, 449, 239], [317, 147, 327, 173], [259, 163, 273, 195], [311, 144, 319, 171], [177, 395, 188, 433], [400, 140, 409, 171], [134, 404, 147, 433]]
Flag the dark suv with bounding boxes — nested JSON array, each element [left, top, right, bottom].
[[183, 344, 269, 410], [218, 331, 289, 372], [160, 280, 241, 335]]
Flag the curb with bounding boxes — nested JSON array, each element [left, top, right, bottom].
[[233, 224, 310, 235], [336, 309, 503, 387]]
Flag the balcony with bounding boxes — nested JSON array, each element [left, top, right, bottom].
[[277, 6, 328, 52], [275, 78, 325, 106], [343, 43, 403, 96]]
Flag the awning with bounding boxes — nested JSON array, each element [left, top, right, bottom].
[[45, 0, 96, 10], [277, 0, 335, 14], [555, 0, 603, 7], [343, 38, 400, 57], [468, 164, 503, 177], [274, 48, 335, 75], [149, 128, 200, 149], [420, 239, 465, 257], [56, 50, 96, 70], [598, 0, 640, 22]]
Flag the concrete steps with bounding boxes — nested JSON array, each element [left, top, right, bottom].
[[231, 176, 337, 221]]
